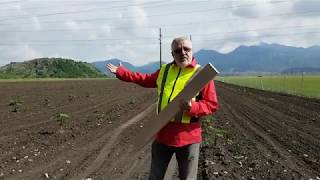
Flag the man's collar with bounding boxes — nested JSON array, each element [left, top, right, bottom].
[[187, 57, 197, 68]]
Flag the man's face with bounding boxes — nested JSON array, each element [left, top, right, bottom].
[[172, 40, 192, 68]]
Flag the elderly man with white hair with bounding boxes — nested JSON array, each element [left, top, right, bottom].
[[107, 37, 218, 180]]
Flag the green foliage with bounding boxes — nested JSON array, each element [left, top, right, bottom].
[[0, 58, 107, 79], [202, 116, 227, 146], [217, 75, 320, 98], [55, 112, 70, 126]]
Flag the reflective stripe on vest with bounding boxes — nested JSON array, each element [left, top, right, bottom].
[[156, 63, 201, 124]]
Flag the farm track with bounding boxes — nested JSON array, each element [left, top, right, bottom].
[[0, 80, 319, 179], [75, 103, 156, 179]]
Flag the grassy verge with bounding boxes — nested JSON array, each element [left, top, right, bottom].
[[216, 75, 320, 98]]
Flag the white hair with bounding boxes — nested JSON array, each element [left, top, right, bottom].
[[171, 37, 191, 50]]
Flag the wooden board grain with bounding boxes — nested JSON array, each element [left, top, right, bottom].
[[134, 63, 219, 149]]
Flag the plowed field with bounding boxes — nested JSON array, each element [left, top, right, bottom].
[[0, 80, 319, 179]]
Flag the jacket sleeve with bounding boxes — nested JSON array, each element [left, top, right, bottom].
[[187, 80, 218, 117], [116, 65, 159, 88]]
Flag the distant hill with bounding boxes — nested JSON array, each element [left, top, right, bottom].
[[92, 58, 162, 75], [92, 58, 139, 77], [93, 43, 320, 74], [194, 43, 320, 74], [0, 58, 106, 79]]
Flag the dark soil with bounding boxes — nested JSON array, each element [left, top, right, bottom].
[[0, 80, 319, 179], [198, 82, 320, 180]]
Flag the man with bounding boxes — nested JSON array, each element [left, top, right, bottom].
[[106, 37, 218, 180]]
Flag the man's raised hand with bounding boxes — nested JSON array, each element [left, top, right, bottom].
[[106, 62, 122, 74]]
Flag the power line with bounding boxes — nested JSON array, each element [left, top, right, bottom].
[[170, 31, 320, 43], [0, 42, 158, 46], [0, 0, 290, 25], [0, 18, 319, 43], [1, 24, 318, 42], [0, 31, 319, 46], [0, 0, 21, 5], [0, 12, 319, 41], [161, 10, 320, 30], [164, 24, 320, 38], [0, 11, 318, 35], [0, 0, 212, 22], [0, 1, 112, 12], [0, 37, 157, 42], [0, 0, 128, 11], [1, 23, 318, 36], [0, 0, 207, 12], [0, 1, 170, 22], [0, 0, 260, 11]]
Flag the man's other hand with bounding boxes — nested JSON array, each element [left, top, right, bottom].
[[106, 62, 122, 74], [179, 99, 192, 111]]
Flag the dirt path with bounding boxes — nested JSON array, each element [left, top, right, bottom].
[[75, 103, 156, 179]]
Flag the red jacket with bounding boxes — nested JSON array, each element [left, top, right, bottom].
[[116, 58, 218, 147]]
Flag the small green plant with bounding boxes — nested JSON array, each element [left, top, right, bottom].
[[213, 128, 226, 146], [202, 116, 227, 146], [9, 97, 23, 112], [94, 111, 106, 121], [55, 112, 70, 126]]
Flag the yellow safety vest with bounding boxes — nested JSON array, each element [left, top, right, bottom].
[[156, 63, 201, 124]]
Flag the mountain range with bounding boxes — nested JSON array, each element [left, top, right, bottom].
[[93, 43, 320, 74], [1, 43, 319, 78]]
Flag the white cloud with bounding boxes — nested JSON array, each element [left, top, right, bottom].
[[0, 44, 43, 66], [64, 20, 79, 30], [22, 44, 43, 59], [131, 4, 148, 26], [232, 1, 297, 20], [101, 24, 111, 34], [218, 42, 241, 54], [0, 0, 319, 66], [32, 16, 41, 30], [292, 0, 320, 16]]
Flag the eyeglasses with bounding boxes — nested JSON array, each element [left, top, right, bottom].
[[173, 47, 192, 54]]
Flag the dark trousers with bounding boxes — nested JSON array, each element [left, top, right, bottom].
[[148, 141, 200, 180]]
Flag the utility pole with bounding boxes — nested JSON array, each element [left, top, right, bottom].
[[159, 28, 162, 68], [189, 34, 192, 41]]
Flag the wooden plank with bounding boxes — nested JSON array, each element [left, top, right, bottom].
[[134, 63, 219, 149]]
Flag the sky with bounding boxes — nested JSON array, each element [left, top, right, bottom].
[[0, 0, 319, 66]]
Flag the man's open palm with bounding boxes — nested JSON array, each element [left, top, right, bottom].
[[106, 62, 122, 74]]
